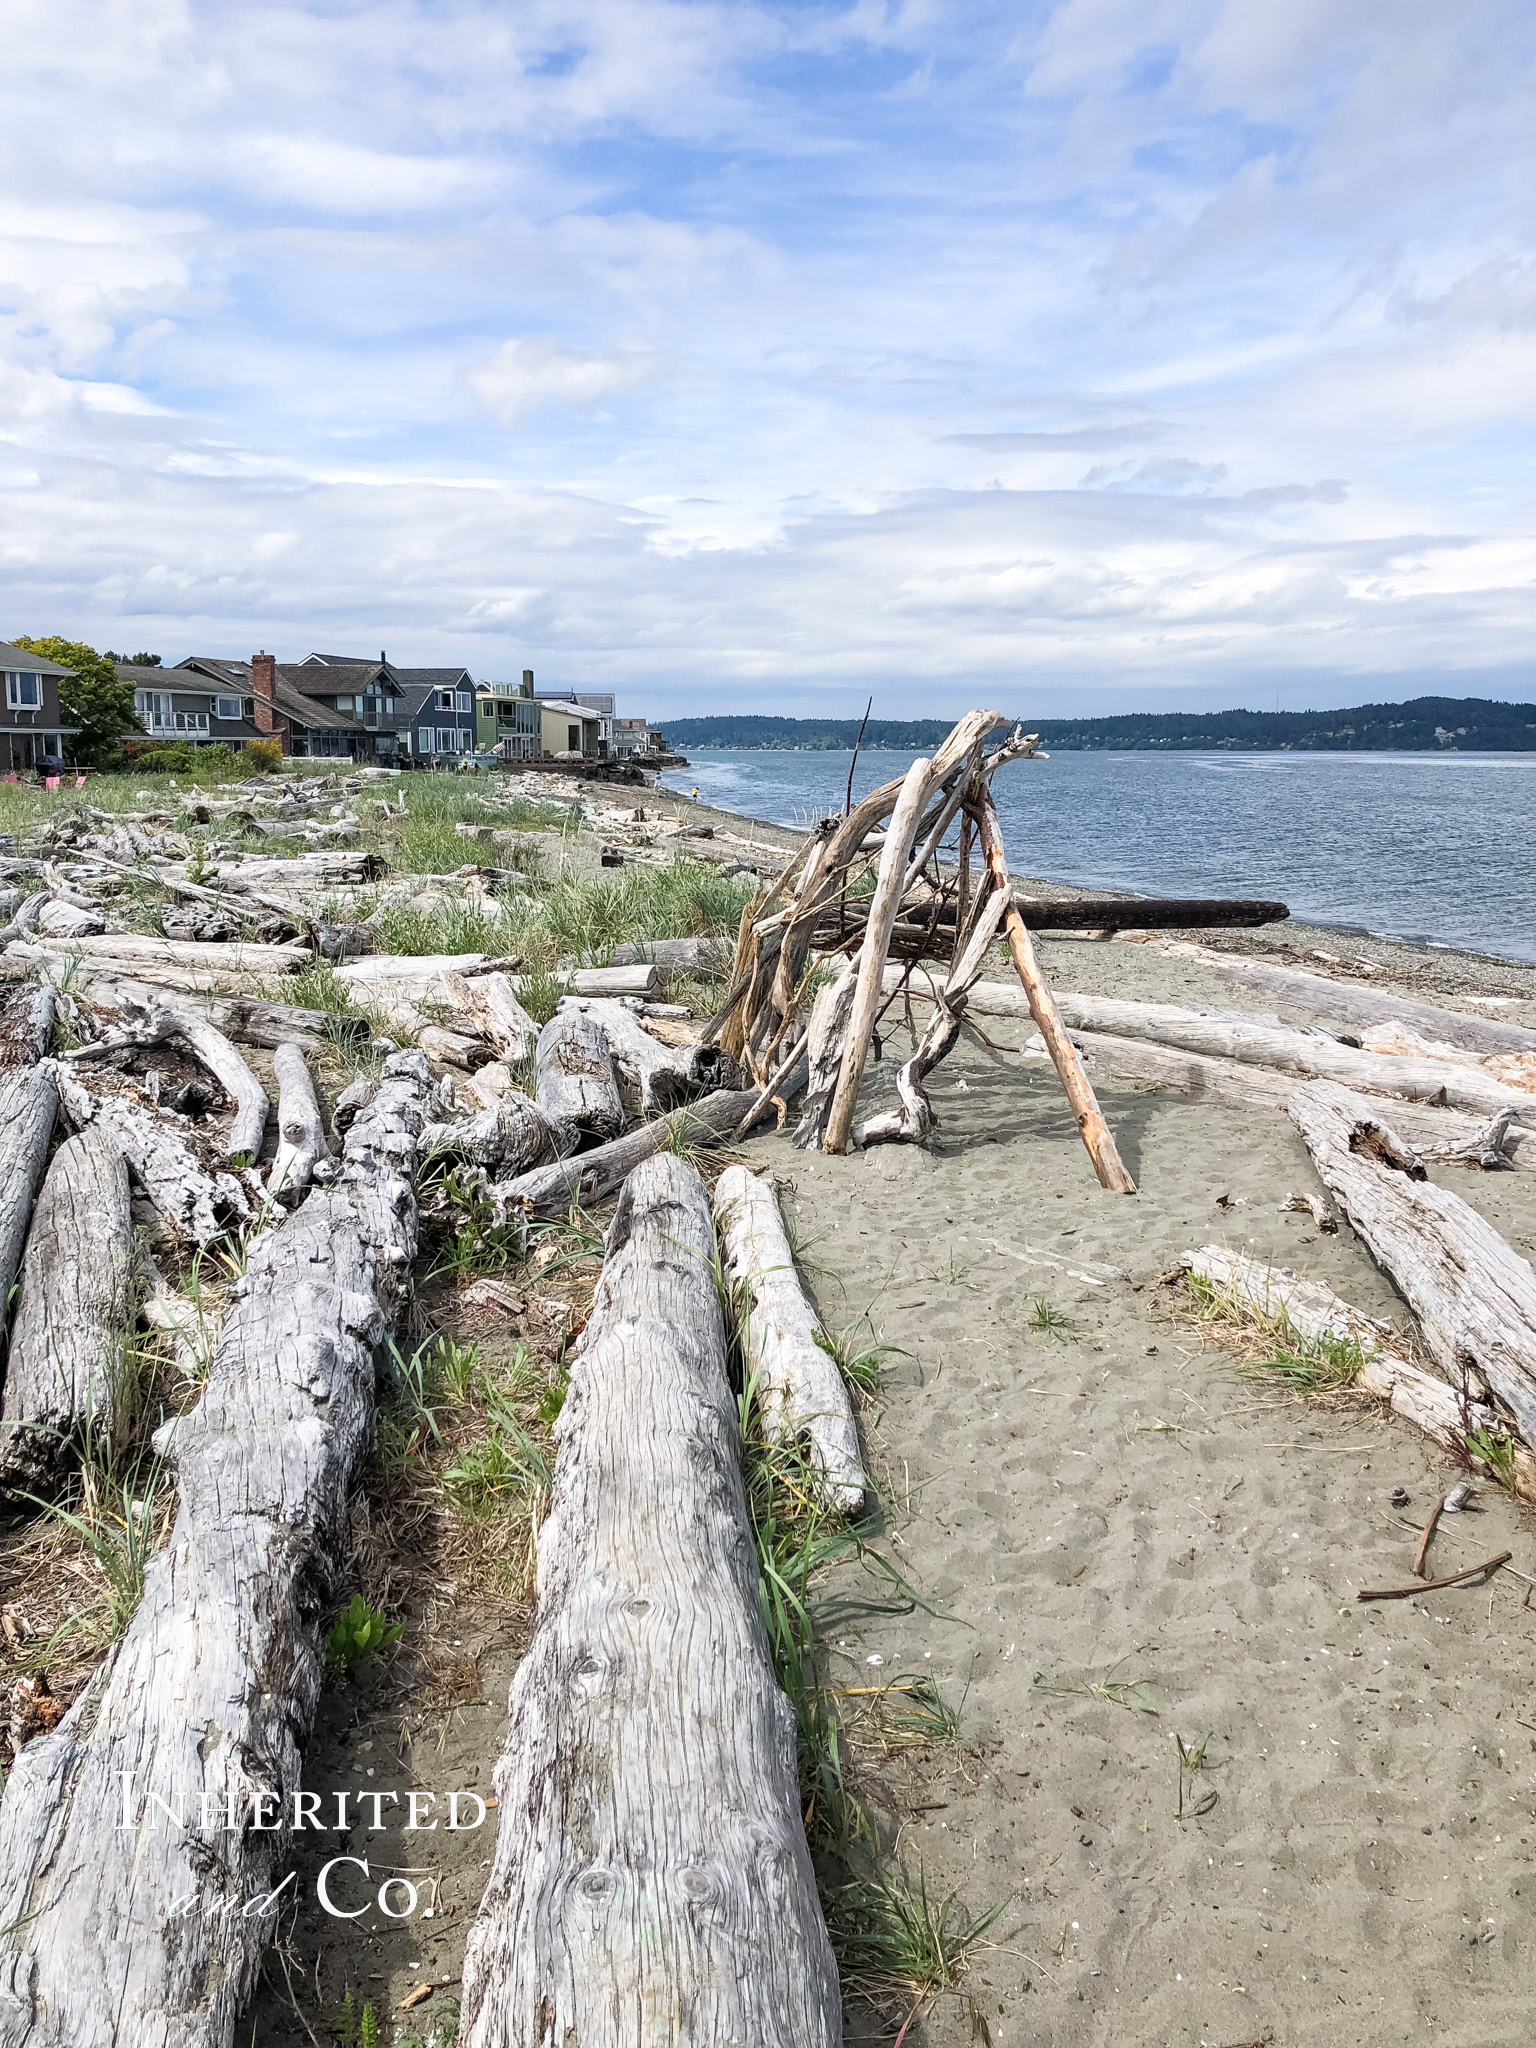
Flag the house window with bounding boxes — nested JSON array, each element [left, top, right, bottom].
[[215, 696, 243, 721], [437, 689, 454, 711], [175, 712, 210, 734], [437, 727, 460, 752], [6, 673, 41, 709], [455, 690, 472, 713], [418, 727, 433, 752]]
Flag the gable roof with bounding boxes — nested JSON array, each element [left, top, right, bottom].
[[176, 656, 252, 683], [275, 662, 388, 700], [118, 662, 215, 691], [0, 641, 73, 677], [269, 678, 364, 732], [394, 667, 473, 690], [300, 652, 377, 667]]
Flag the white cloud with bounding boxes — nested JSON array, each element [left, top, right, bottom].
[[467, 336, 662, 424]]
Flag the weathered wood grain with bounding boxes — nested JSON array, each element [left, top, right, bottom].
[[0, 1123, 132, 1494], [1288, 1080, 1536, 1450], [459, 1153, 841, 2048], [53, 1069, 252, 1247], [0, 1052, 431, 2048], [0, 1066, 56, 1325], [536, 1007, 623, 1148], [714, 1165, 864, 1514]]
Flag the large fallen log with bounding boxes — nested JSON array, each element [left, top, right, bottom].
[[420, 1090, 560, 1176], [0, 1067, 56, 1330], [453, 969, 540, 1065], [7, 932, 308, 977], [493, 1081, 792, 1217], [713, 1165, 865, 1514], [1287, 1080, 1536, 1450], [0, 1051, 431, 2048], [608, 935, 733, 972], [0, 981, 56, 1066], [54, 1069, 252, 1247], [1178, 1245, 1536, 1498], [563, 996, 741, 1116], [1065, 1029, 1532, 1167], [1177, 948, 1536, 1058], [459, 1153, 840, 2048], [1013, 893, 1289, 931], [50, 978, 365, 1053], [0, 1124, 133, 1495], [883, 970, 1536, 1123], [536, 1008, 624, 1149]]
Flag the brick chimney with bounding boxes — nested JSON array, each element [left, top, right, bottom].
[[251, 651, 278, 736]]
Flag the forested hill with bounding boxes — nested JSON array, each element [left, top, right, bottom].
[[655, 696, 1536, 752]]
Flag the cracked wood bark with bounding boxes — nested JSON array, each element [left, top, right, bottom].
[[0, 1123, 133, 1496], [267, 1042, 332, 1201], [972, 791, 1136, 1193], [0, 1051, 431, 2048], [536, 1007, 624, 1149], [459, 1153, 840, 2048], [1287, 1080, 1536, 1451], [0, 981, 55, 1066], [1177, 1245, 1536, 1500], [493, 1080, 798, 1218], [0, 1067, 56, 1331], [452, 968, 540, 1065], [420, 1090, 560, 1176], [53, 1069, 252, 1247], [564, 997, 741, 1116], [713, 1165, 864, 1514], [793, 965, 857, 1150]]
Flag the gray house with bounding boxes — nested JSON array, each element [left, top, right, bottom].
[[392, 668, 479, 761], [0, 641, 77, 773], [120, 659, 259, 748]]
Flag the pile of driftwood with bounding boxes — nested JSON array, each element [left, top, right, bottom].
[[705, 708, 1140, 1188]]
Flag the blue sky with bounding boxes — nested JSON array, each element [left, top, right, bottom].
[[3, 0, 1534, 719]]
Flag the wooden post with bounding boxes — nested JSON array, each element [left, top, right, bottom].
[[973, 789, 1136, 1193], [458, 1154, 840, 2048]]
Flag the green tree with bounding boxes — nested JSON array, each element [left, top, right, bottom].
[[11, 635, 143, 767]]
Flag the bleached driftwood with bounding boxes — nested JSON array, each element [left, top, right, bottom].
[[66, 1000, 269, 1164], [0, 979, 56, 1067], [267, 1043, 332, 1201], [714, 1165, 864, 1513], [54, 1069, 252, 1247], [0, 1066, 56, 1325], [1179, 949, 1536, 1057], [885, 971, 1536, 1125], [74, 979, 366, 1053], [608, 935, 733, 973], [459, 1153, 839, 2048], [1179, 1244, 1536, 1499], [563, 997, 741, 1116], [494, 1082, 786, 1217], [0, 1124, 133, 1494], [1288, 1080, 1536, 1450], [421, 1091, 560, 1176], [418, 1024, 492, 1070], [8, 932, 308, 978], [455, 969, 539, 1065], [0, 1052, 432, 2048], [793, 966, 857, 1150], [536, 1009, 623, 1149]]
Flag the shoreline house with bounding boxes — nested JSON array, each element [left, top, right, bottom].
[[475, 670, 607, 759], [0, 641, 77, 772], [391, 667, 478, 761], [121, 658, 260, 749]]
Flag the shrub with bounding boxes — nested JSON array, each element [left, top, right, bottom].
[[244, 737, 284, 773]]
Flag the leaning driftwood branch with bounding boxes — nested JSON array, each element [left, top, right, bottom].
[[0, 1124, 133, 1496], [459, 1153, 840, 2048], [714, 1165, 865, 1513], [1288, 1080, 1536, 1450], [267, 1042, 333, 1201], [0, 1052, 432, 2048], [0, 1065, 56, 1325]]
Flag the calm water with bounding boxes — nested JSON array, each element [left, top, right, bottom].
[[658, 749, 1536, 964]]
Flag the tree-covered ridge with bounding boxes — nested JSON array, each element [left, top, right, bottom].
[[656, 697, 1536, 752]]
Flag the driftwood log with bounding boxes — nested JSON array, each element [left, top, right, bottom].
[[455, 969, 540, 1065], [0, 1052, 432, 2048], [77, 980, 367, 1053], [0, 1066, 56, 1324], [459, 1154, 840, 2048], [609, 935, 733, 972], [1179, 1245, 1535, 1499], [0, 981, 56, 1066], [1288, 1081, 1536, 1450], [53, 1069, 252, 1248], [493, 1079, 797, 1217], [418, 1024, 493, 1070], [713, 1165, 864, 1513], [0, 1124, 133, 1495], [536, 1009, 623, 1149], [9, 932, 308, 977], [563, 997, 741, 1116], [421, 1091, 560, 1176], [793, 967, 856, 1150], [267, 1042, 333, 1201], [1180, 949, 1536, 1058]]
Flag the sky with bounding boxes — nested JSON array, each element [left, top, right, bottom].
[[2, 0, 1534, 720]]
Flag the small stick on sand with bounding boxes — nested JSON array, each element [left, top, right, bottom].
[[1412, 1495, 1447, 1579], [1357, 1550, 1511, 1601]]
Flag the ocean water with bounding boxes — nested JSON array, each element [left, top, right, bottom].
[[657, 749, 1536, 964]]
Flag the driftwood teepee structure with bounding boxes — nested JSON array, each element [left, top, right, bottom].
[[708, 708, 1136, 1191]]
